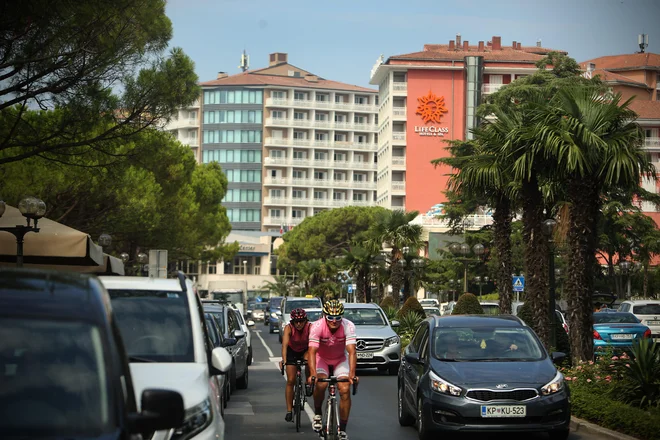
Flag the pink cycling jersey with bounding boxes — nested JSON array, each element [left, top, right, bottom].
[[308, 318, 357, 361]]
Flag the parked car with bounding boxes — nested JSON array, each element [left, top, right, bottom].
[[593, 311, 651, 356], [419, 299, 440, 307], [343, 303, 401, 375], [0, 268, 186, 440], [266, 296, 284, 332], [278, 296, 323, 342], [248, 302, 268, 322], [305, 307, 324, 322], [230, 305, 255, 365], [100, 273, 233, 440], [205, 313, 230, 414], [479, 301, 500, 315], [617, 300, 660, 340], [203, 303, 250, 392], [398, 315, 570, 439], [423, 307, 441, 317]]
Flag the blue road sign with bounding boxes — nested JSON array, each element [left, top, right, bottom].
[[347, 285, 353, 293], [513, 276, 525, 292]]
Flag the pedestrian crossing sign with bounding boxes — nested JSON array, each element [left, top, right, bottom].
[[513, 276, 525, 292]]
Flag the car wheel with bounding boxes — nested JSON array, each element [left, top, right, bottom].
[[247, 346, 253, 366], [398, 382, 414, 426], [237, 365, 249, 389], [548, 429, 570, 440], [417, 396, 432, 440]]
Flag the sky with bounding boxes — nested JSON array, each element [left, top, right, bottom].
[[166, 0, 660, 89]]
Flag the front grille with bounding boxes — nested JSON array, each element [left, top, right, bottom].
[[356, 338, 384, 351], [466, 389, 538, 402]]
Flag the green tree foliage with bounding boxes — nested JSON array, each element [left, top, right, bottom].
[[0, 129, 235, 261], [452, 293, 484, 315], [276, 206, 387, 269], [260, 276, 294, 297], [0, 0, 200, 165], [397, 296, 425, 320]]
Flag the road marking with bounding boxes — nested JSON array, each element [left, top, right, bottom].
[[255, 329, 275, 357]]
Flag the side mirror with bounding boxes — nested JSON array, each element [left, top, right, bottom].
[[129, 389, 184, 433], [247, 320, 255, 327], [404, 352, 421, 364], [390, 320, 400, 328], [223, 337, 238, 347], [211, 346, 233, 374], [234, 329, 246, 339], [551, 352, 567, 365], [276, 311, 282, 316]]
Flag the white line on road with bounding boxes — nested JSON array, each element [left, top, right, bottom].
[[254, 329, 275, 358]]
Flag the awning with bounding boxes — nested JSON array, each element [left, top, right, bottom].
[[0, 253, 124, 275], [0, 205, 104, 266], [238, 252, 269, 257]]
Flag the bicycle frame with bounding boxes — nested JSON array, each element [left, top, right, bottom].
[[311, 376, 357, 440], [281, 359, 308, 432]]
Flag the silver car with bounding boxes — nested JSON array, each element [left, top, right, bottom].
[[343, 303, 401, 375]]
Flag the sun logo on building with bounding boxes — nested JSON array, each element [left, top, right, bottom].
[[416, 91, 448, 124]]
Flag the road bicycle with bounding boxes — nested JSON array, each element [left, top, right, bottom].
[[281, 359, 308, 432], [310, 372, 358, 440]]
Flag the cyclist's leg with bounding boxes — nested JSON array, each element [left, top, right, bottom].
[[312, 355, 329, 430], [285, 347, 303, 420], [333, 358, 352, 435]]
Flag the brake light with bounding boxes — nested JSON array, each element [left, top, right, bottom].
[[644, 328, 652, 338], [593, 330, 602, 340]]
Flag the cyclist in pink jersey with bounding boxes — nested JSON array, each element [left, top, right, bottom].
[[279, 308, 311, 422], [307, 299, 358, 440]]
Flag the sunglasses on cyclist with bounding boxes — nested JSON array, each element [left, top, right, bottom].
[[292, 319, 306, 324], [325, 315, 342, 322]]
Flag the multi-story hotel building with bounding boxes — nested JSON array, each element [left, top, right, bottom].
[[198, 53, 379, 233], [163, 98, 201, 162], [579, 51, 660, 223], [370, 34, 566, 214]]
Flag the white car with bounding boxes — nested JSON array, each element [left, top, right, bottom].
[[419, 298, 439, 307], [229, 305, 255, 365], [618, 300, 660, 340], [277, 296, 323, 342], [100, 273, 233, 440]]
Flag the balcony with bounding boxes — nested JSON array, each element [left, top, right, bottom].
[[263, 216, 305, 226], [391, 157, 406, 166], [264, 137, 377, 151], [482, 83, 505, 94], [393, 132, 406, 143], [265, 98, 377, 113], [168, 118, 199, 130], [645, 138, 660, 148], [393, 83, 408, 93], [263, 157, 374, 170], [393, 107, 407, 118], [263, 177, 377, 190], [392, 182, 406, 192]]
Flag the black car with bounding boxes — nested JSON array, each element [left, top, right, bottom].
[[398, 315, 570, 440], [205, 312, 233, 410], [0, 268, 184, 439]]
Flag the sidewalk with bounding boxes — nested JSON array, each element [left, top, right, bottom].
[[571, 416, 639, 440]]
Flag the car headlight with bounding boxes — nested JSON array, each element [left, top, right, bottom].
[[271, 312, 279, 319], [384, 335, 400, 347], [429, 370, 462, 397], [541, 371, 564, 396], [171, 397, 213, 440]]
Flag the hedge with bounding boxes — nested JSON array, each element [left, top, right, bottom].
[[452, 293, 484, 315], [380, 295, 396, 310], [397, 296, 425, 319]]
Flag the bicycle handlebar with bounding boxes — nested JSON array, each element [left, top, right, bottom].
[[280, 359, 307, 375], [310, 376, 358, 395]]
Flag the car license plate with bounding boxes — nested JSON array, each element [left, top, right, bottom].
[[357, 352, 374, 359], [611, 334, 632, 340], [647, 320, 660, 325], [481, 405, 526, 418]]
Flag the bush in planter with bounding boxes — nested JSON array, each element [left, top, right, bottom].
[[451, 293, 483, 315], [380, 295, 396, 309], [397, 296, 425, 320]]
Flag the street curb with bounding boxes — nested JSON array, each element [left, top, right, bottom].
[[570, 416, 639, 440]]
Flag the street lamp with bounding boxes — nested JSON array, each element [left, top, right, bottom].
[[0, 197, 47, 267], [120, 252, 130, 263], [449, 279, 457, 302], [449, 242, 484, 293], [474, 275, 489, 299], [618, 260, 639, 298], [542, 217, 557, 349], [98, 233, 112, 248]]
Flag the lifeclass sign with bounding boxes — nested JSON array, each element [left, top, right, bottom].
[[415, 90, 450, 137]]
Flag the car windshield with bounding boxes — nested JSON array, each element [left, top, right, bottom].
[[109, 289, 194, 362], [0, 318, 112, 436], [424, 308, 440, 317], [269, 297, 283, 310], [343, 308, 386, 325], [432, 327, 544, 361], [252, 303, 268, 310], [419, 300, 437, 306], [594, 313, 640, 324], [481, 304, 500, 315], [285, 299, 322, 313], [306, 310, 323, 322], [632, 304, 660, 315]]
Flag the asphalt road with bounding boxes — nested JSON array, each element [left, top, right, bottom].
[[224, 326, 603, 440]]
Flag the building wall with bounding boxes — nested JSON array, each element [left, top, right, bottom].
[[613, 84, 652, 102], [405, 69, 466, 212]]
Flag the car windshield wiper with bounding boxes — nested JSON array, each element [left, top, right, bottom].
[[129, 356, 155, 363], [436, 357, 462, 362]]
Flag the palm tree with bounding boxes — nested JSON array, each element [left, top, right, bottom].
[[367, 210, 423, 306], [341, 247, 377, 303], [261, 275, 293, 297], [534, 87, 655, 361]]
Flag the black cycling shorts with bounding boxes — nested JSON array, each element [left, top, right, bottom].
[[286, 346, 306, 363]]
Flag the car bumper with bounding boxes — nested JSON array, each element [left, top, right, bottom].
[[422, 388, 570, 433], [356, 343, 401, 368]]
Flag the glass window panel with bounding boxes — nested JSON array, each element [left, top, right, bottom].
[[249, 91, 256, 103], [202, 150, 209, 163], [256, 110, 262, 123], [227, 150, 233, 162], [248, 131, 255, 143], [218, 90, 226, 104], [227, 91, 234, 103], [256, 90, 263, 104], [243, 90, 249, 103], [227, 131, 234, 143], [241, 131, 248, 143]]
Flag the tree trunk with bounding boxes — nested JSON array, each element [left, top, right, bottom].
[[493, 194, 514, 314], [356, 269, 368, 303], [643, 265, 649, 298], [402, 272, 411, 302], [565, 179, 600, 362], [521, 175, 551, 349], [390, 261, 404, 307]]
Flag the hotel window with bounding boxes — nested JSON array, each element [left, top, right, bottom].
[[271, 150, 284, 158], [292, 170, 305, 179], [272, 91, 285, 99], [292, 210, 305, 218], [334, 153, 345, 161], [333, 192, 344, 200], [356, 135, 367, 143], [294, 92, 306, 101], [334, 172, 345, 180], [314, 171, 326, 180], [270, 209, 282, 217], [334, 133, 346, 142], [354, 115, 365, 124], [272, 110, 284, 119], [354, 154, 364, 163], [316, 94, 328, 102], [294, 112, 306, 120], [353, 173, 365, 182], [270, 189, 283, 198], [315, 133, 328, 141], [292, 190, 305, 199], [314, 152, 327, 160], [293, 131, 306, 139], [314, 191, 326, 199], [335, 114, 345, 122], [315, 113, 328, 121], [293, 151, 305, 159], [335, 95, 344, 103], [353, 193, 364, 201], [207, 263, 217, 275], [354, 96, 366, 105]]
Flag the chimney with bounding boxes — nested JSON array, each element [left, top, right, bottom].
[[512, 40, 517, 49], [487, 40, 492, 47], [269, 52, 288, 66], [463, 40, 469, 51], [588, 62, 596, 73], [537, 39, 542, 48], [449, 40, 455, 51], [217, 72, 228, 79], [456, 33, 462, 47], [517, 42, 522, 50], [478, 41, 485, 51], [492, 36, 502, 50]]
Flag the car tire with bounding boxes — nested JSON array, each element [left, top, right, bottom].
[[548, 429, 570, 440], [237, 365, 249, 389], [417, 396, 432, 440], [247, 346, 253, 366], [398, 382, 415, 426]]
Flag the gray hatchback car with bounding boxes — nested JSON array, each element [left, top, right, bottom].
[[398, 315, 570, 439]]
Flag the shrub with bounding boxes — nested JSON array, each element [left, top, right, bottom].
[[382, 306, 398, 323], [380, 295, 396, 309], [451, 293, 483, 315], [397, 296, 425, 320], [619, 338, 660, 408], [398, 310, 424, 337]]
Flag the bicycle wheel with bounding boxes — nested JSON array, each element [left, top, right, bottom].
[[324, 397, 340, 440], [295, 375, 302, 432]]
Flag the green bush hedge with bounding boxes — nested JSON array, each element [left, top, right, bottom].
[[380, 295, 396, 310], [397, 296, 425, 319], [452, 293, 483, 315], [570, 386, 660, 440]]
